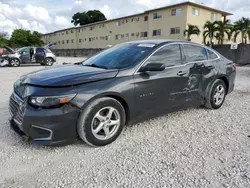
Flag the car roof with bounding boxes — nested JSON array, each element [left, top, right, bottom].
[[125, 39, 201, 46]]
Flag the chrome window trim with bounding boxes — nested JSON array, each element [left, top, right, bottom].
[[32, 125, 53, 141], [134, 42, 220, 74]]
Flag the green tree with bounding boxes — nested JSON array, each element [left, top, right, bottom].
[[203, 21, 217, 46], [10, 29, 28, 47], [183, 24, 201, 41], [28, 31, 44, 46], [71, 10, 107, 26], [0, 32, 9, 46], [10, 29, 44, 47], [234, 17, 250, 44], [214, 20, 231, 44]]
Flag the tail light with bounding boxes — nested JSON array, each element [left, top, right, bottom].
[[232, 63, 236, 71]]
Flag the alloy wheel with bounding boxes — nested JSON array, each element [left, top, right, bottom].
[[10, 59, 20, 67], [91, 106, 121, 140], [45, 58, 53, 66], [213, 84, 225, 106]]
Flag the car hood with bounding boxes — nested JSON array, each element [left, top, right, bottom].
[[20, 64, 119, 87]]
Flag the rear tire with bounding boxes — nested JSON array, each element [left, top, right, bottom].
[[9, 58, 20, 67], [77, 97, 126, 147], [205, 79, 226, 109], [44, 57, 53, 66]]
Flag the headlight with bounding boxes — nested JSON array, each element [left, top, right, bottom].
[[29, 94, 77, 108]]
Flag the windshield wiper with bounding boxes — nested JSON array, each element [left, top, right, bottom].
[[84, 64, 108, 69]]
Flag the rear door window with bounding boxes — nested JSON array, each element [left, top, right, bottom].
[[183, 44, 208, 63], [207, 49, 218, 60], [36, 48, 45, 53]]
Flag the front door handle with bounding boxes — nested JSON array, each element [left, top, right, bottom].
[[207, 65, 215, 70], [177, 71, 187, 76]]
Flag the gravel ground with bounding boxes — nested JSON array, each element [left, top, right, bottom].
[[0, 58, 250, 188]]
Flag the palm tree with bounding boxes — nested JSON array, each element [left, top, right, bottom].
[[234, 17, 250, 43], [183, 24, 201, 41], [203, 21, 217, 46], [214, 20, 231, 44]]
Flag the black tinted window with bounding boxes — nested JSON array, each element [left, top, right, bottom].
[[207, 49, 218, 60], [146, 44, 182, 67], [36, 48, 44, 53], [183, 44, 208, 63]]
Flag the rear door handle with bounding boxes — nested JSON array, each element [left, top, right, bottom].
[[177, 71, 187, 76], [207, 65, 215, 70]]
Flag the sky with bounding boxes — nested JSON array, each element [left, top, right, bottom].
[[0, 0, 250, 36]]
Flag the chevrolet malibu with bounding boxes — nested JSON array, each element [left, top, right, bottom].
[[9, 40, 236, 146]]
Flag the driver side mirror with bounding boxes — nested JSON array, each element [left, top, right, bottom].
[[139, 63, 165, 72]]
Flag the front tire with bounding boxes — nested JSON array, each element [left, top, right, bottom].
[[205, 79, 226, 109], [9, 58, 20, 67], [77, 97, 126, 147]]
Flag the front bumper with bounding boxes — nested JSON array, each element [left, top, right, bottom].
[[9, 93, 80, 146]]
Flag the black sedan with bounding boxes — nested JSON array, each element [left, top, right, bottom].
[[9, 40, 236, 146]]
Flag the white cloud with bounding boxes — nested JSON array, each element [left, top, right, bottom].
[[30, 21, 47, 33], [0, 2, 22, 17], [17, 19, 31, 30], [75, 0, 83, 5], [23, 4, 52, 23], [1, 0, 250, 35], [55, 16, 70, 27], [0, 13, 5, 21]]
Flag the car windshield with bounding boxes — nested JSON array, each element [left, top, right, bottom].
[[16, 47, 26, 53], [82, 43, 155, 69]]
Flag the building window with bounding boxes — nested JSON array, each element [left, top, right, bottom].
[[211, 12, 217, 21], [192, 8, 199, 16], [66, 31, 69, 34], [153, 29, 161, 36], [71, 39, 74, 43], [126, 19, 128, 23], [170, 27, 180, 34], [62, 40, 64, 44], [78, 29, 81, 33], [131, 33, 135, 37], [136, 17, 140, 21], [79, 39, 83, 43], [71, 30, 74, 33], [153, 12, 162, 19], [171, 8, 182, 16], [126, 33, 129, 37], [89, 26, 94, 31], [99, 24, 105, 28], [144, 16, 148, 21], [140, 32, 148, 38], [116, 21, 121, 26], [115, 35, 121, 40], [66, 40, 69, 43], [105, 36, 110, 40], [58, 41, 60, 44], [131, 18, 134, 22]]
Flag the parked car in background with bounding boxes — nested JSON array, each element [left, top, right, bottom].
[[9, 40, 236, 146], [7, 46, 56, 67]]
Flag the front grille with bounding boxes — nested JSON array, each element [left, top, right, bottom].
[[9, 93, 25, 127]]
